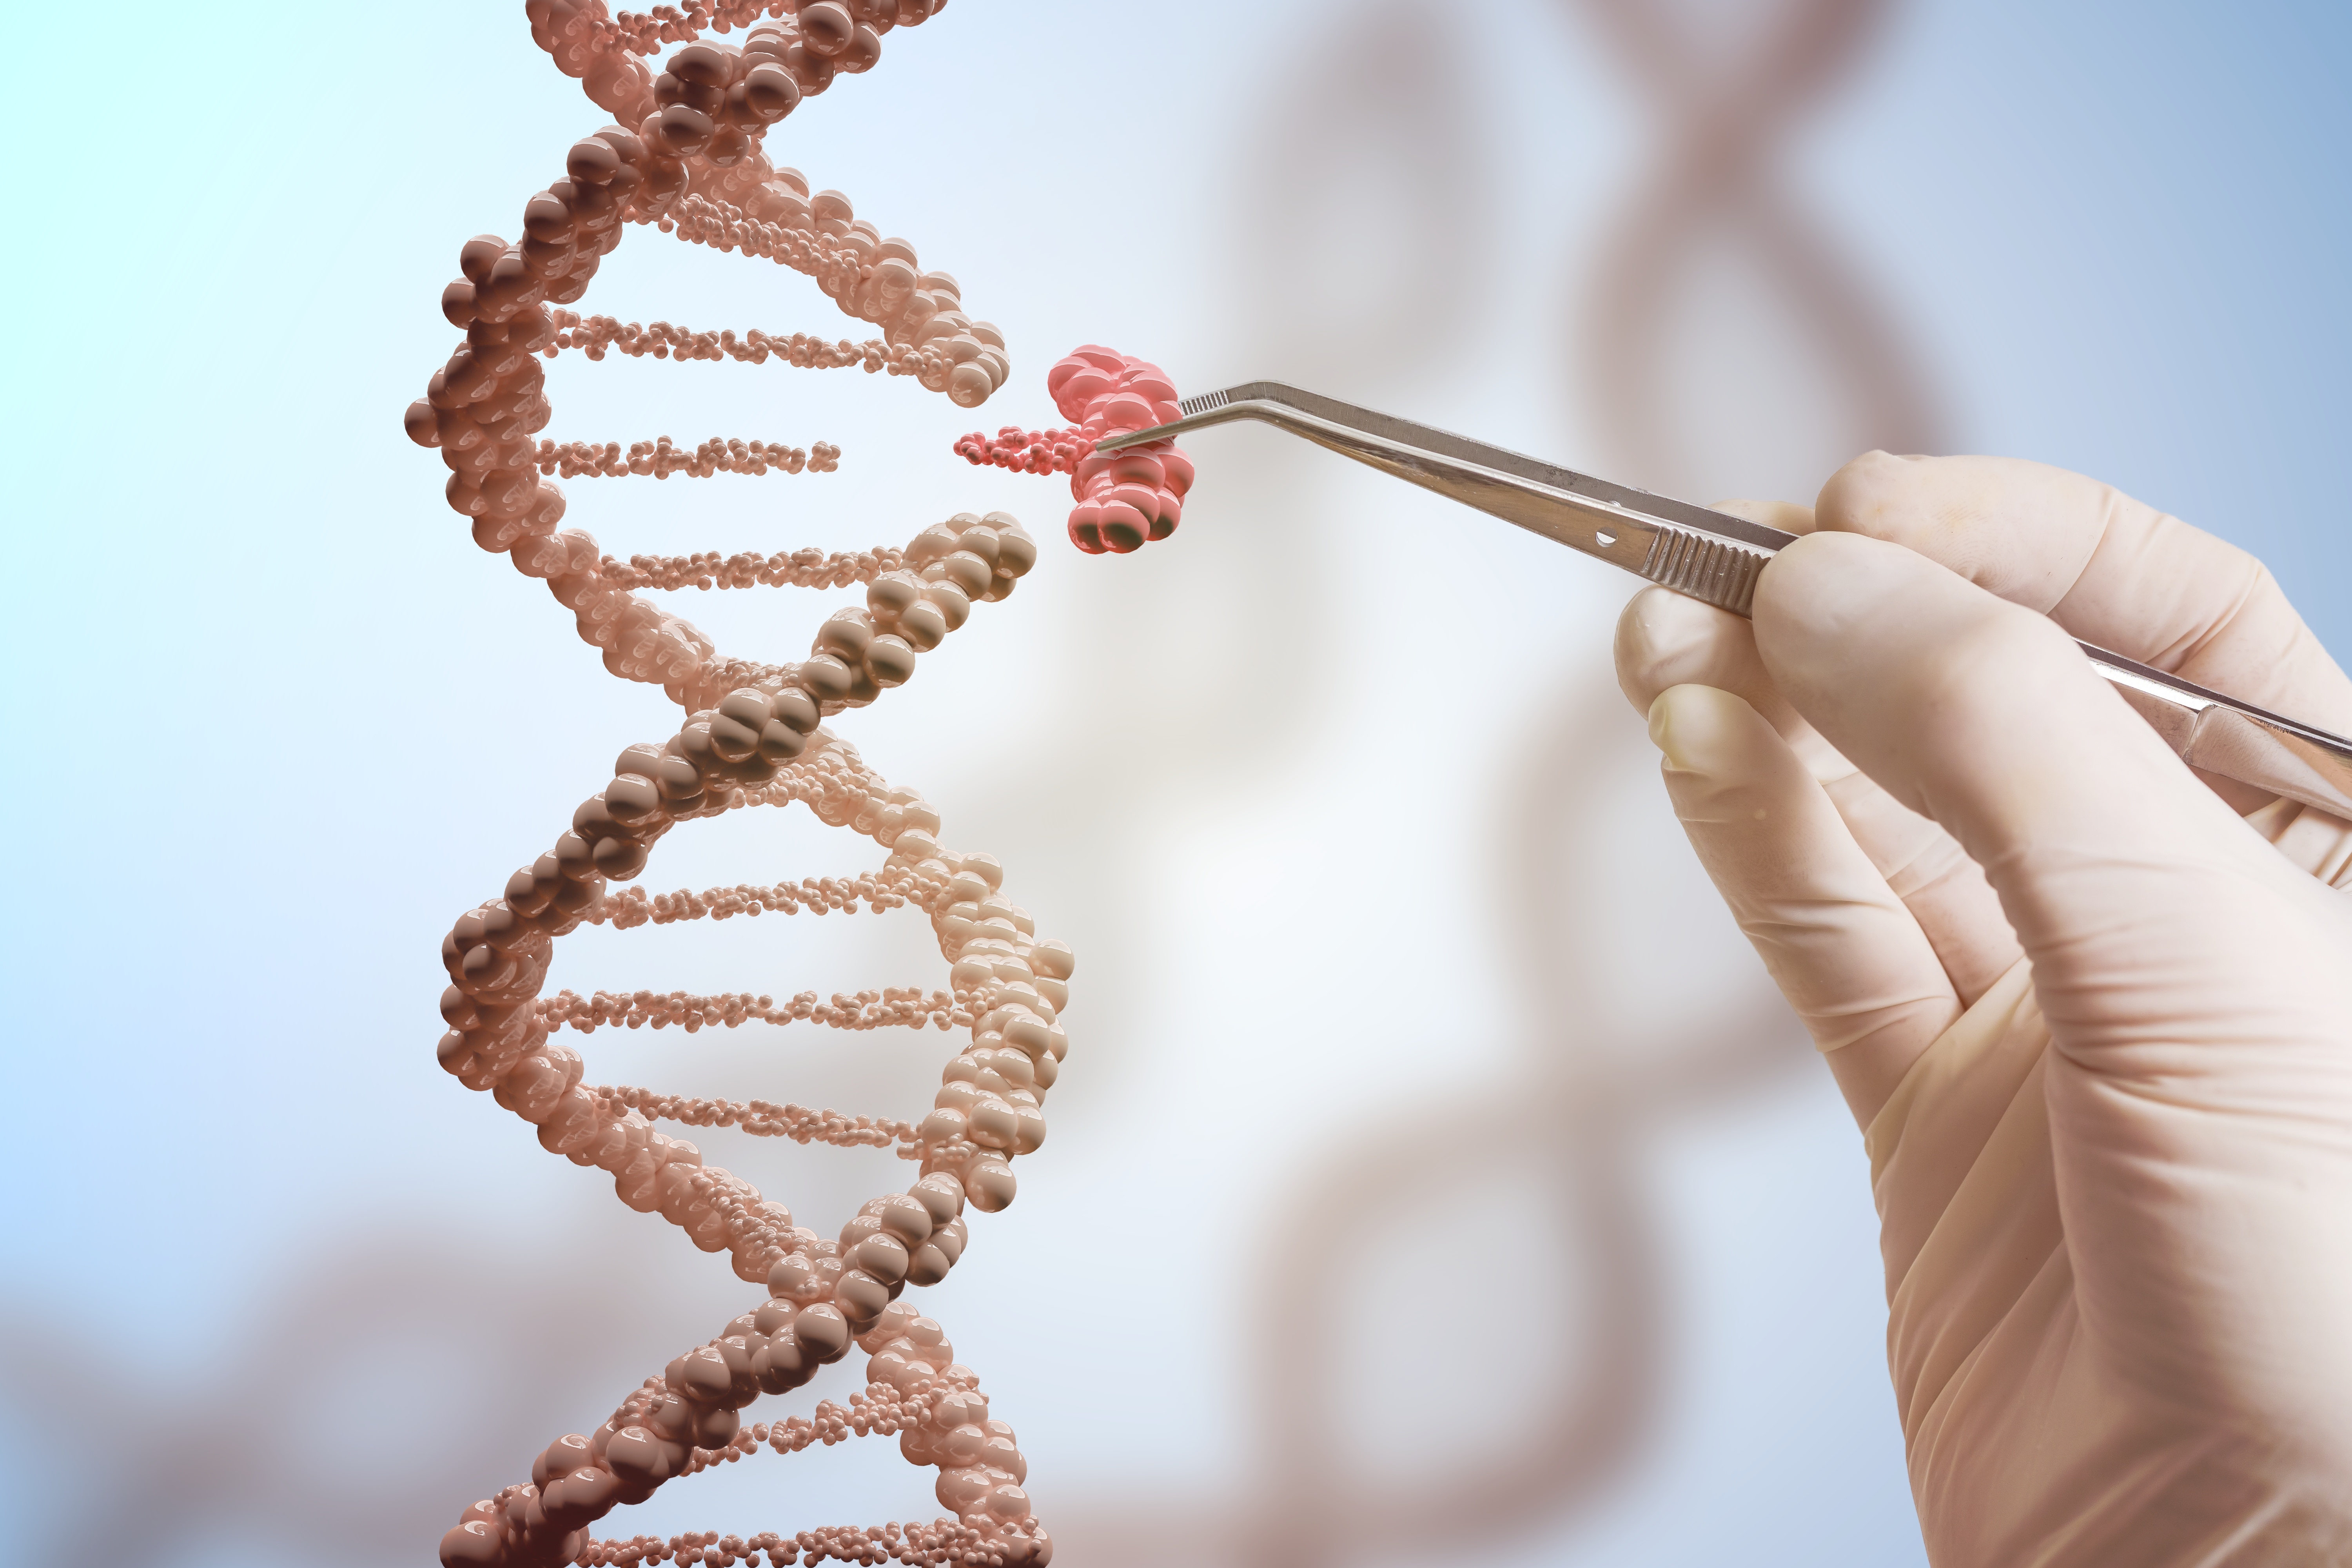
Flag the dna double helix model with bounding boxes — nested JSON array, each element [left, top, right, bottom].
[[1570, 0, 1937, 484], [404, 4, 1192, 1565]]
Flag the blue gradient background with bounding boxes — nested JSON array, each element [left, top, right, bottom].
[[4, 2, 2348, 1564]]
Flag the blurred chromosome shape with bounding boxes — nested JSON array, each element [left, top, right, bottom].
[[401, 3, 1075, 1564], [1570, 0, 1936, 491], [1034, 1, 1949, 1563]]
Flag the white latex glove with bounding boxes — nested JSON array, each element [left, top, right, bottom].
[[1612, 454, 2352, 1565]]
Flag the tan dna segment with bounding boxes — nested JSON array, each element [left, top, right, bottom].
[[404, 4, 1067, 1565]]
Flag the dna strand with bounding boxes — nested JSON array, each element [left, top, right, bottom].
[[1571, 0, 1938, 490], [403, 5, 1086, 1564]]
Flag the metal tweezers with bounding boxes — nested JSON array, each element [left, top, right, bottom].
[[1099, 380, 2352, 820]]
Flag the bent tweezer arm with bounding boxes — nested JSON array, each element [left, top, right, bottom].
[[1099, 380, 2352, 821]]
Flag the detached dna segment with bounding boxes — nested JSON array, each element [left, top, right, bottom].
[[405, 5, 1074, 1564]]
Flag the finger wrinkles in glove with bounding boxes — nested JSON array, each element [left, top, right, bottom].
[[2033, 877, 2352, 1482], [1817, 769, 2021, 1005], [1873, 949, 2352, 1560], [1814, 452, 2352, 739], [1649, 682, 1956, 1122], [1975, 843, 2343, 1048], [1866, 960, 2049, 1310], [2243, 797, 2352, 889], [1619, 584, 2020, 1007], [2045, 987, 2352, 1472], [1757, 534, 2352, 1077], [1754, 532, 2256, 873]]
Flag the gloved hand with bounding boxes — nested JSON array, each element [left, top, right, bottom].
[[1612, 453, 2352, 1565]]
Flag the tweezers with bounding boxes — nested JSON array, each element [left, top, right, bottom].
[[1098, 380, 2352, 820]]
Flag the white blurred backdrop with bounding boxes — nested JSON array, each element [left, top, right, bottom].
[[5, 2, 2350, 1564]]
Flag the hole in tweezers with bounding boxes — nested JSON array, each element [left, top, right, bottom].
[[1594, 530, 1617, 546]]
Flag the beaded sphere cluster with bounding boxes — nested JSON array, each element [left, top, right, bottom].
[[952, 347, 1196, 554], [402, 4, 1161, 1566]]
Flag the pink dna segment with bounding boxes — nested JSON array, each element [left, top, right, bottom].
[[407, 4, 1094, 1566], [953, 347, 1195, 554]]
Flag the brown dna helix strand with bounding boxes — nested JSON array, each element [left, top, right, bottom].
[[1571, 0, 1937, 486], [404, 4, 1067, 1565], [1136, 7, 1944, 1565]]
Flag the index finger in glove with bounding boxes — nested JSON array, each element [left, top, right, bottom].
[[1811, 452, 2352, 759], [1755, 530, 2352, 1443], [1617, 581, 2021, 1004], [1752, 531, 2346, 1034]]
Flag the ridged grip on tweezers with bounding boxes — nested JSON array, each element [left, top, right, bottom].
[[1127, 381, 2352, 822], [1639, 527, 1773, 616]]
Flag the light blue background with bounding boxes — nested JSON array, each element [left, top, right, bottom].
[[4, 2, 2347, 1564]]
